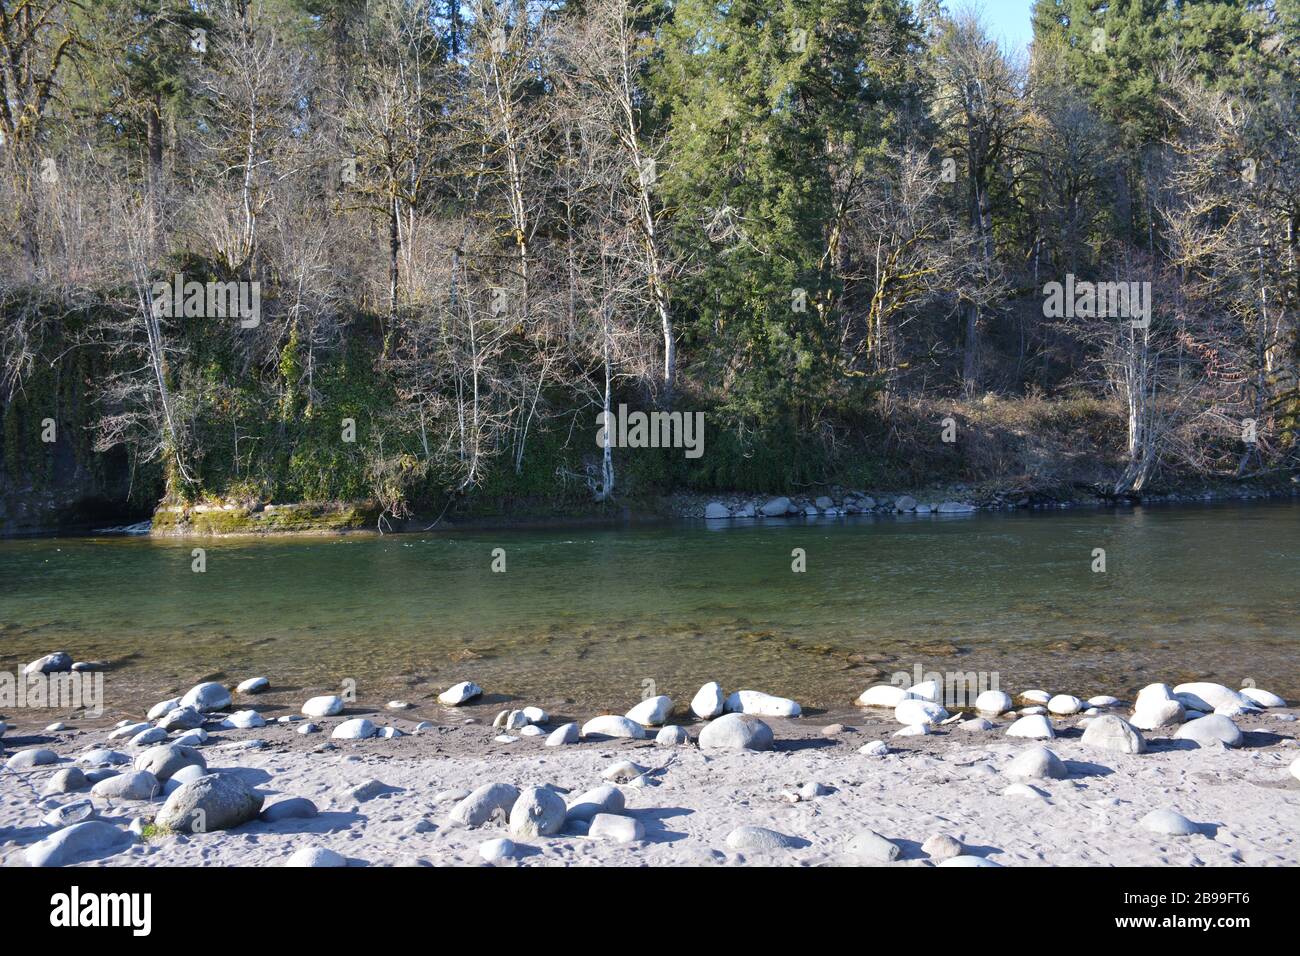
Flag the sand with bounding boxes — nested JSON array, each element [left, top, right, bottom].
[[2, 702, 1297, 867]]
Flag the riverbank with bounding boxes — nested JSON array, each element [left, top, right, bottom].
[[2, 678, 1297, 867], [100, 473, 1300, 538]]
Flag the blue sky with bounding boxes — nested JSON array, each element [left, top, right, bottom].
[[942, 0, 1037, 53]]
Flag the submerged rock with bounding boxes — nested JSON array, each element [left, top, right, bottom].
[[439, 681, 483, 706]]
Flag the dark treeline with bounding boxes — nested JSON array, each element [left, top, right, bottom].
[[1, 0, 1297, 526]]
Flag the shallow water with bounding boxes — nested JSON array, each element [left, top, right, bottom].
[[1, 501, 1297, 716]]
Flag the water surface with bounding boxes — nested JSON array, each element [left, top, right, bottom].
[[1, 501, 1297, 717]]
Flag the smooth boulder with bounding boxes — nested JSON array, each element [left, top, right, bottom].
[[690, 682, 725, 719], [508, 786, 567, 837], [302, 695, 344, 718], [1173, 714, 1243, 748], [449, 783, 520, 828], [25, 820, 134, 867], [1081, 714, 1146, 755], [438, 681, 483, 706], [626, 695, 673, 727], [698, 713, 774, 752], [135, 744, 206, 781], [180, 681, 231, 712], [581, 715, 645, 740], [156, 773, 263, 833], [724, 690, 801, 718]]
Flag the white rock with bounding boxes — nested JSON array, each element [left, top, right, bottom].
[[1140, 809, 1199, 836], [907, 680, 941, 702], [893, 724, 930, 737], [545, 722, 580, 746], [1019, 706, 1046, 715], [157, 706, 203, 731], [727, 825, 799, 851], [858, 740, 889, 756], [286, 846, 347, 867], [704, 502, 730, 519], [91, 770, 161, 801], [1005, 715, 1055, 739], [626, 695, 673, 726], [297, 723, 320, 735], [1019, 689, 1050, 705], [698, 713, 773, 751], [1047, 694, 1083, 715], [1290, 756, 1300, 783], [108, 721, 151, 740], [128, 727, 168, 747], [857, 684, 912, 708], [7, 748, 59, 770], [376, 726, 402, 739], [450, 783, 520, 827], [974, 690, 1013, 715], [565, 785, 625, 823], [1088, 695, 1121, 707], [894, 698, 948, 727], [509, 786, 567, 837], [1172, 682, 1249, 712], [690, 682, 725, 719], [438, 681, 483, 706], [517, 725, 543, 737], [479, 837, 521, 863], [1173, 714, 1243, 748], [331, 718, 376, 740], [939, 855, 1002, 867], [221, 710, 266, 730], [1240, 687, 1285, 708], [759, 496, 791, 516], [588, 813, 644, 844], [42, 721, 65, 733], [960, 718, 995, 732], [581, 715, 646, 739], [845, 829, 899, 862], [386, 700, 412, 710], [655, 725, 691, 747], [180, 681, 231, 711], [1007, 746, 1067, 780], [302, 695, 344, 718], [1131, 699, 1185, 730], [147, 699, 181, 720], [24, 821, 134, 867], [724, 690, 801, 718], [1136, 682, 1175, 708], [521, 706, 548, 724], [1213, 700, 1260, 718], [1081, 714, 1146, 754], [237, 677, 269, 694]]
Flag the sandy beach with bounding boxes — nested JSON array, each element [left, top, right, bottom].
[[3, 684, 1297, 868]]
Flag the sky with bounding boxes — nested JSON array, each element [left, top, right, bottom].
[[946, 0, 1037, 54]]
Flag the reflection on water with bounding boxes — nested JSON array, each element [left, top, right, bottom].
[[0, 501, 1297, 714]]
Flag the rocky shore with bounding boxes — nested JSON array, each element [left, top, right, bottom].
[[3, 658, 1297, 867]]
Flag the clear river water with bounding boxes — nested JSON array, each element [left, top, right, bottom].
[[1, 500, 1297, 719]]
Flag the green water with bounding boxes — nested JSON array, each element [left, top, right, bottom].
[[1, 501, 1297, 718]]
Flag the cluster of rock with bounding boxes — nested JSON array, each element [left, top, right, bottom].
[[703, 494, 979, 520], [855, 676, 1287, 756]]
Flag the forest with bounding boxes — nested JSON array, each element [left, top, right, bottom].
[[0, 0, 1297, 529]]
